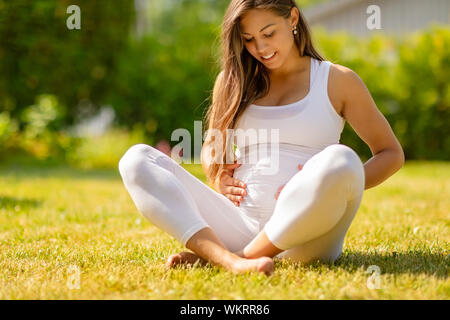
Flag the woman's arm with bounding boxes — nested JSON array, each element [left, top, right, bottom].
[[333, 65, 405, 190], [362, 147, 405, 190]]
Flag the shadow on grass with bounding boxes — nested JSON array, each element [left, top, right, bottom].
[[0, 164, 119, 181], [286, 250, 449, 279], [0, 154, 120, 181], [0, 196, 42, 210]]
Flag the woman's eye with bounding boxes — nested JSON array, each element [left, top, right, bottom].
[[244, 32, 274, 43]]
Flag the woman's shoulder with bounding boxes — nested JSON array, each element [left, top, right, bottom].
[[327, 61, 371, 118], [316, 58, 360, 84], [326, 62, 363, 118]]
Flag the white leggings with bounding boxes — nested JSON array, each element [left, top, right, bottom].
[[118, 143, 365, 263]]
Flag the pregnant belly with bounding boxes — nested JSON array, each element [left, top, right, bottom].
[[233, 144, 315, 220]]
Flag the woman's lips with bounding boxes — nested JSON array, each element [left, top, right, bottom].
[[262, 51, 277, 62]]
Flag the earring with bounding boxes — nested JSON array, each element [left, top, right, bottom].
[[293, 26, 298, 35]]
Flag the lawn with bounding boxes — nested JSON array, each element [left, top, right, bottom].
[[0, 160, 448, 299]]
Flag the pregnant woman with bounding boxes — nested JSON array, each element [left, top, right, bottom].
[[119, 0, 404, 275]]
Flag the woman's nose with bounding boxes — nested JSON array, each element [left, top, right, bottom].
[[255, 40, 269, 55]]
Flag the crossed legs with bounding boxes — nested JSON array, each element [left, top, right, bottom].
[[119, 143, 364, 275]]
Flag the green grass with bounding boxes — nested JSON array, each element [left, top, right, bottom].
[[0, 160, 448, 299]]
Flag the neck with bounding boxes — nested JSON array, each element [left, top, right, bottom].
[[269, 51, 309, 80]]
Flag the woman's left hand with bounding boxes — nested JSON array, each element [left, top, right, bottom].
[[275, 164, 303, 200]]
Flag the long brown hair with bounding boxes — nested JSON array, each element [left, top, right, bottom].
[[202, 0, 324, 188]]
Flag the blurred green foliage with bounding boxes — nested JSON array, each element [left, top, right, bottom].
[[66, 125, 148, 169], [299, 0, 330, 8], [0, 0, 448, 166], [18, 94, 68, 159], [0, 0, 134, 125], [314, 26, 449, 160], [0, 112, 18, 149]]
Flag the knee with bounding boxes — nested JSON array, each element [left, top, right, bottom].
[[118, 144, 153, 183], [321, 144, 363, 181], [326, 144, 362, 175]]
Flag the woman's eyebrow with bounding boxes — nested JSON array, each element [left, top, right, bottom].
[[242, 23, 275, 35]]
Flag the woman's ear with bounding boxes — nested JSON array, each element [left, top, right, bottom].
[[289, 6, 299, 27]]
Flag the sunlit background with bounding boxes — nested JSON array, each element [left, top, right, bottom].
[[0, 0, 448, 300], [0, 0, 448, 168]]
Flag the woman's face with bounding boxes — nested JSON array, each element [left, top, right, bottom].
[[240, 8, 298, 70]]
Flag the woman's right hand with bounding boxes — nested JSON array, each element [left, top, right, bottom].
[[214, 162, 247, 207]]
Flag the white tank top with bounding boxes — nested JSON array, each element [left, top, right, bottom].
[[231, 57, 346, 220], [233, 57, 345, 158]]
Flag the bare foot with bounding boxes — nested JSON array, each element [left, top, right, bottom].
[[166, 251, 274, 276], [166, 251, 208, 269], [231, 257, 274, 276]]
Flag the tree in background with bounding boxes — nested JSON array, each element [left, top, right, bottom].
[[0, 0, 135, 127], [0, 0, 448, 163]]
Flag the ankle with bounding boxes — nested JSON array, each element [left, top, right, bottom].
[[222, 251, 246, 267]]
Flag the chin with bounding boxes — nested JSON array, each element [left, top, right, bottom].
[[264, 61, 282, 70]]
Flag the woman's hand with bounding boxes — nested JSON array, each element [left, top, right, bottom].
[[275, 164, 303, 200], [214, 161, 247, 207]]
